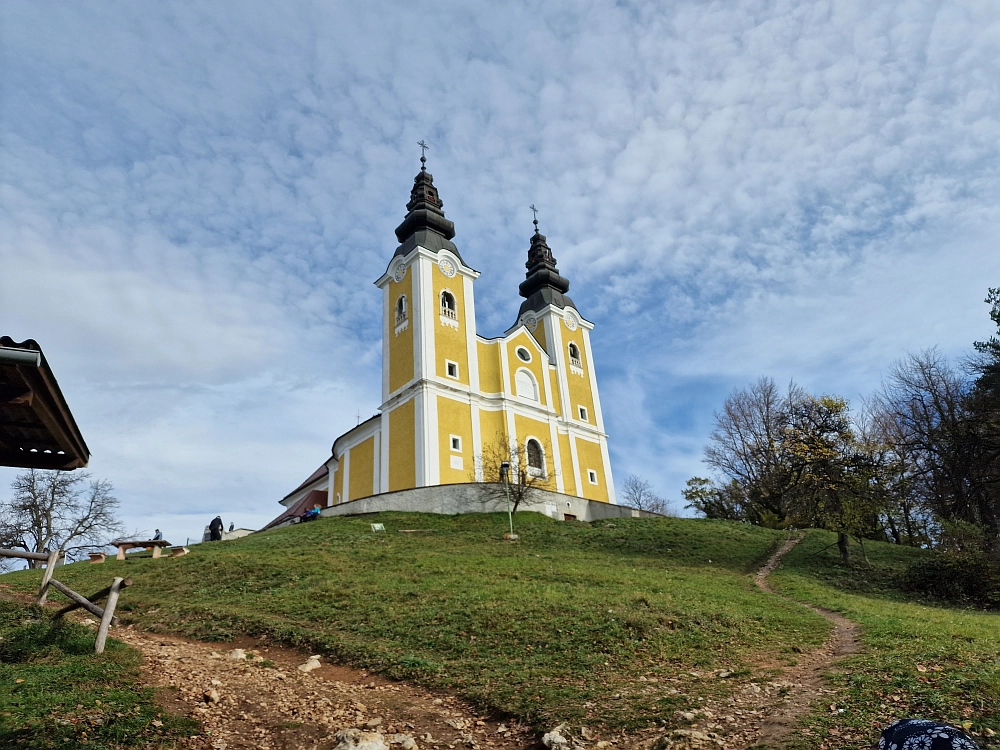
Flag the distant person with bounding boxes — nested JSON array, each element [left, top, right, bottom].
[[300, 505, 321, 523], [879, 719, 980, 750], [153, 529, 162, 541], [209, 516, 224, 541], [228, 522, 234, 532]]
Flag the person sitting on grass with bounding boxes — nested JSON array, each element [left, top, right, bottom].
[[879, 719, 980, 750], [300, 505, 322, 523]]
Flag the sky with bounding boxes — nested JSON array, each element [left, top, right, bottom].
[[1, 0, 997, 545]]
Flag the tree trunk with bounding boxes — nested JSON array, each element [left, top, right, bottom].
[[837, 532, 850, 565]]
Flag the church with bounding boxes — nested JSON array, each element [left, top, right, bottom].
[[271, 157, 619, 525]]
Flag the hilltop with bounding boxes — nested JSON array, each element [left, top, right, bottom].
[[2, 513, 998, 748]]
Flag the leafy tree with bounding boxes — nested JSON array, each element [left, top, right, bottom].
[[0, 469, 124, 568]]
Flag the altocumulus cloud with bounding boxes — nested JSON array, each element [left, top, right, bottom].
[[0, 0, 997, 539]]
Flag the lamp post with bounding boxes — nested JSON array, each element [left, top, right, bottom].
[[499, 460, 516, 539]]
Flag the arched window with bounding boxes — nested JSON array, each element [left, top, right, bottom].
[[440, 291, 457, 320], [395, 295, 407, 324], [568, 342, 582, 368], [515, 369, 538, 401], [527, 439, 543, 471]]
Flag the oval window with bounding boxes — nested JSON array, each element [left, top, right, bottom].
[[516, 347, 531, 362]]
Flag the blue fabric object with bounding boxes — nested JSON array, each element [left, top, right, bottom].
[[879, 720, 980, 750]]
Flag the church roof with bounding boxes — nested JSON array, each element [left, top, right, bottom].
[[0, 337, 90, 470], [517, 223, 577, 317], [392, 158, 465, 263], [280, 461, 329, 503]]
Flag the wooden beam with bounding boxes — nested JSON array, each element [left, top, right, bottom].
[[53, 578, 132, 619], [0, 450, 85, 471], [94, 577, 125, 654], [47, 579, 119, 626], [0, 547, 52, 562], [36, 549, 61, 605]]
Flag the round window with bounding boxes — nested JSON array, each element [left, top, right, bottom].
[[516, 347, 532, 362]]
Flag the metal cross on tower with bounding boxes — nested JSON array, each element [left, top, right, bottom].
[[529, 204, 540, 233], [417, 140, 429, 170]]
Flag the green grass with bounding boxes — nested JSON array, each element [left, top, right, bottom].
[[5, 513, 994, 746], [0, 598, 198, 748], [1, 513, 829, 730], [773, 529, 1000, 748]]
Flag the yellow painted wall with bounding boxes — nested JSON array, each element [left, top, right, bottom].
[[348, 437, 375, 501], [531, 322, 547, 353], [388, 268, 414, 393], [557, 432, 576, 496], [574, 437, 609, 502], [513, 413, 557, 491], [548, 366, 562, 417], [437, 395, 474, 484], [333, 456, 344, 504], [477, 340, 503, 393], [477, 407, 507, 481], [564, 332, 595, 425], [507, 331, 547, 406], [388, 399, 416, 491], [433, 267, 469, 385]]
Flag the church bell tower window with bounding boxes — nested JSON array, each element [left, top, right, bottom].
[[440, 290, 459, 329], [394, 295, 409, 335]]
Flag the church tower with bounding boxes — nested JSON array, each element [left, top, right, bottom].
[[374, 155, 481, 493], [275, 156, 617, 521]]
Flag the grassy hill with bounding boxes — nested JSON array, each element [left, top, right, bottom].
[[2, 512, 998, 744]]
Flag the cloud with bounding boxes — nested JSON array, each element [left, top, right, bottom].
[[1, 0, 997, 538]]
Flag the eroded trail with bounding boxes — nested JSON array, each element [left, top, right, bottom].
[[751, 534, 861, 747]]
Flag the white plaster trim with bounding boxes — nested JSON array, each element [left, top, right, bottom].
[[373, 429, 381, 495], [523, 435, 547, 479], [382, 289, 391, 403], [600, 436, 617, 504], [514, 367, 540, 402], [449, 434, 462, 452], [464, 274, 480, 393], [425, 384, 440, 486], [471, 403, 483, 481], [380, 411, 390, 493], [414, 391, 425, 486], [568, 434, 583, 498], [342, 449, 351, 502], [582, 328, 607, 432], [549, 419, 565, 493], [439, 314, 459, 329]]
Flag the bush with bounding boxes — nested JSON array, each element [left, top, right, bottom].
[[898, 550, 1000, 607]]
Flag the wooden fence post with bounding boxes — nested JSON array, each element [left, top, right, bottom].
[[35, 549, 61, 605], [94, 577, 124, 655]]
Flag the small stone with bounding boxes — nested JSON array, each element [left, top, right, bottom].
[[228, 649, 246, 661], [367, 718, 384, 728], [299, 656, 322, 673], [204, 689, 221, 704], [333, 729, 389, 750], [581, 728, 594, 741], [211, 679, 222, 686], [716, 671, 732, 679], [542, 724, 569, 750]]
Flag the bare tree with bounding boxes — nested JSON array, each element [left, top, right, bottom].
[[621, 474, 672, 515], [0, 469, 124, 568], [471, 432, 553, 513]]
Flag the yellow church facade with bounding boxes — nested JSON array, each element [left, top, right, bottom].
[[275, 161, 616, 521]]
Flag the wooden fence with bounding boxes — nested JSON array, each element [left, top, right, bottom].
[[0, 547, 129, 654]]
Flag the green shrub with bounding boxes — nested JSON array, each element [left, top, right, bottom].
[[898, 550, 1000, 607]]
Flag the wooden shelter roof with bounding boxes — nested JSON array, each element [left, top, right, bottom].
[[0, 337, 90, 470]]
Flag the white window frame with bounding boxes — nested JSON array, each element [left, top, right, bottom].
[[587, 469, 598, 485], [578, 405, 589, 422], [439, 289, 459, 328], [394, 295, 409, 335], [450, 435, 462, 452], [525, 437, 546, 478], [445, 360, 460, 379], [514, 367, 539, 401], [515, 346, 532, 363]]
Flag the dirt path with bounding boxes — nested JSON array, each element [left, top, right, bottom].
[[746, 533, 861, 748], [114, 627, 536, 750]]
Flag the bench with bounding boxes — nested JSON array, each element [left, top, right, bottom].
[[168, 546, 189, 557], [88, 552, 107, 564], [112, 539, 172, 560]]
